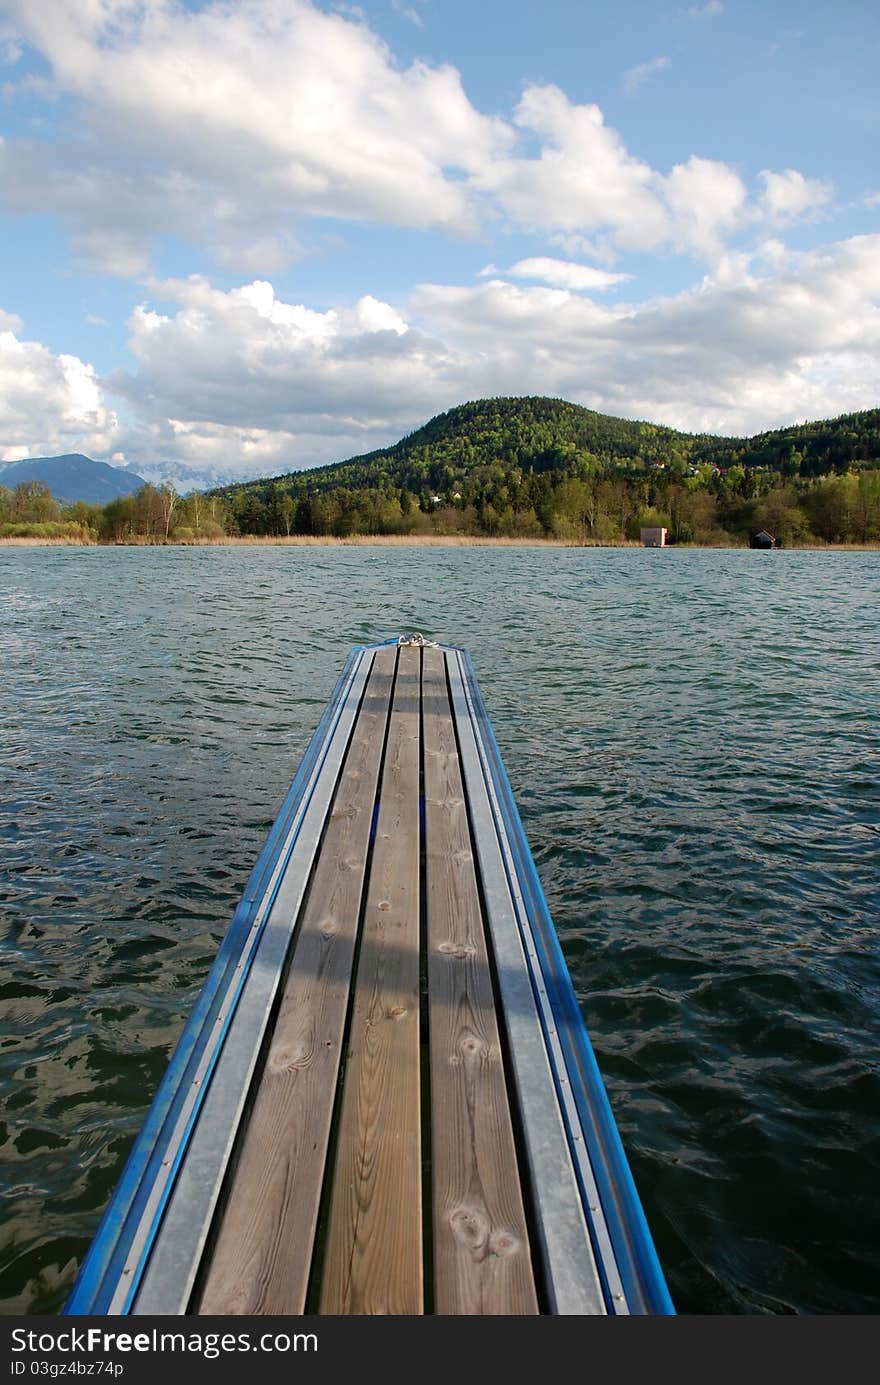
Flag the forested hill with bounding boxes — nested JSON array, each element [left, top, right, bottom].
[[215, 395, 880, 504], [261, 397, 707, 496]]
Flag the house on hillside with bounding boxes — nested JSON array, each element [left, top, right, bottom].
[[640, 526, 667, 547], [749, 530, 776, 549]]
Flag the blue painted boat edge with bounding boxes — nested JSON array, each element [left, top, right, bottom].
[[64, 649, 364, 1315], [459, 649, 675, 1316]]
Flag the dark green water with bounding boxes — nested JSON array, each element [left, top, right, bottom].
[[1, 545, 878, 1315]]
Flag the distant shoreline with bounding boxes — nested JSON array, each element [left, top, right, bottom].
[[1, 535, 878, 550]]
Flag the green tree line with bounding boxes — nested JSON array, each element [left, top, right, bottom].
[[0, 480, 226, 542], [4, 467, 879, 546], [3, 398, 880, 545]]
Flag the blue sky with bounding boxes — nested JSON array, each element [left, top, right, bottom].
[[1, 0, 878, 490]]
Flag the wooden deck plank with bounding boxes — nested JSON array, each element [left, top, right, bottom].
[[423, 648, 539, 1315], [197, 646, 397, 1315], [318, 644, 423, 1314], [446, 651, 606, 1314]]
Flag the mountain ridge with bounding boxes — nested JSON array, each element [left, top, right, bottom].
[[0, 453, 147, 505]]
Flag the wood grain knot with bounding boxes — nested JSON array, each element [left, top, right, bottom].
[[488, 1229, 521, 1258], [448, 1208, 523, 1262], [449, 1205, 489, 1250], [454, 1030, 489, 1063], [319, 918, 337, 937], [437, 940, 477, 958], [377, 899, 391, 911], [271, 1039, 313, 1072], [448, 1205, 490, 1256]]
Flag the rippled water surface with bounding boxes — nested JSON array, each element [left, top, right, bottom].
[[1, 545, 878, 1314]]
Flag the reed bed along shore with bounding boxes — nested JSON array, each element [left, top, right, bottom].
[[197, 533, 622, 547], [2, 534, 878, 549], [0, 533, 628, 548], [0, 535, 97, 546]]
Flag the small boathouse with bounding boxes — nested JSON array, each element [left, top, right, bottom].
[[640, 527, 667, 547], [66, 637, 673, 1317]]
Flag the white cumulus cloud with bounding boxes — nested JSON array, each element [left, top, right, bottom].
[[411, 234, 880, 434], [662, 156, 749, 259], [479, 84, 670, 251], [0, 314, 118, 463], [93, 274, 462, 485], [758, 168, 833, 224], [0, 3, 838, 275], [1, 0, 510, 270], [500, 258, 631, 291]]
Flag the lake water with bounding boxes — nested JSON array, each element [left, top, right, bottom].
[[1, 544, 878, 1315]]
